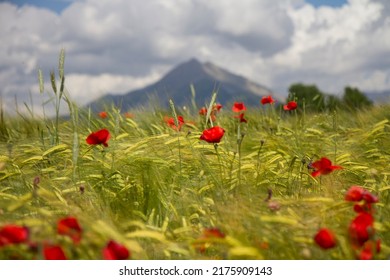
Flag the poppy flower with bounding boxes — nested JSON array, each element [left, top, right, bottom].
[[202, 228, 226, 239], [283, 101, 298, 111], [57, 217, 82, 244], [356, 240, 380, 260], [43, 244, 67, 260], [86, 129, 110, 147], [213, 104, 223, 112], [0, 225, 29, 246], [261, 96, 275, 105], [164, 116, 185, 131], [234, 113, 247, 123], [310, 157, 342, 177], [199, 107, 207, 115], [232, 102, 246, 112], [123, 112, 134, 118], [362, 192, 379, 204], [359, 245, 373, 260], [103, 240, 130, 260], [194, 228, 226, 253], [314, 228, 337, 249], [345, 186, 365, 202], [349, 212, 374, 247], [200, 126, 225, 143], [98, 111, 108, 119], [353, 203, 375, 214], [345, 186, 378, 204]]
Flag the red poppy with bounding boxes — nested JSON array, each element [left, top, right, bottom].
[[99, 111, 108, 119], [200, 126, 225, 143], [345, 186, 378, 204], [164, 116, 185, 131], [353, 203, 374, 214], [349, 212, 374, 247], [57, 217, 82, 244], [199, 107, 207, 115], [86, 129, 110, 147], [359, 245, 373, 260], [103, 240, 130, 260], [0, 225, 29, 247], [232, 102, 246, 112], [234, 113, 247, 123], [194, 227, 226, 253], [202, 228, 226, 239], [43, 244, 67, 260], [123, 112, 134, 118], [314, 228, 337, 249], [362, 192, 379, 204], [310, 157, 342, 177], [345, 186, 365, 202], [213, 104, 223, 112], [283, 101, 298, 111], [261, 96, 275, 105]]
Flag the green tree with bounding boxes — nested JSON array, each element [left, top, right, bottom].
[[325, 95, 343, 111], [342, 86, 372, 110], [288, 83, 326, 112]]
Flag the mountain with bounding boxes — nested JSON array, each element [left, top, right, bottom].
[[87, 58, 278, 111]]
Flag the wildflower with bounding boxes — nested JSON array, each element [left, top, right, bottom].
[[261, 96, 275, 105], [103, 240, 130, 260], [345, 186, 378, 204], [202, 228, 226, 239], [234, 113, 247, 123], [200, 126, 225, 143], [353, 203, 373, 214], [345, 186, 365, 202], [349, 212, 374, 247], [310, 157, 342, 177], [283, 101, 298, 111], [57, 217, 82, 244], [123, 112, 134, 118], [232, 102, 246, 112], [43, 244, 67, 260], [314, 228, 337, 249], [362, 192, 379, 204], [99, 111, 108, 119], [86, 129, 110, 147], [199, 107, 207, 115], [0, 225, 29, 247], [359, 245, 373, 260], [213, 104, 223, 112], [194, 228, 226, 253], [164, 116, 185, 131]]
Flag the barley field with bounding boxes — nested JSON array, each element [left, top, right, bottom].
[[0, 54, 389, 260]]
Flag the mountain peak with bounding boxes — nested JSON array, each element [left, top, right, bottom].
[[88, 58, 277, 110], [161, 58, 207, 86]]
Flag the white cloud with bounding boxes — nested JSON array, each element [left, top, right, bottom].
[[270, 0, 390, 94], [1, 0, 390, 116], [63, 72, 162, 105]]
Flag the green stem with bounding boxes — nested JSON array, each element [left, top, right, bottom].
[[237, 123, 242, 188], [214, 143, 224, 185], [255, 140, 265, 187]]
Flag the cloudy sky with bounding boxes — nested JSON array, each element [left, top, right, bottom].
[[1, 0, 389, 114]]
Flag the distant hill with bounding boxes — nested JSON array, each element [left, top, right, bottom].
[[87, 58, 278, 111]]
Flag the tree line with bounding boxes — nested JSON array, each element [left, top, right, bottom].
[[285, 83, 373, 112]]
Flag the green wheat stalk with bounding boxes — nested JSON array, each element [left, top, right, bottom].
[[205, 91, 217, 127]]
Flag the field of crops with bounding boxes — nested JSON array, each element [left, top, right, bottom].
[[1, 87, 390, 260]]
